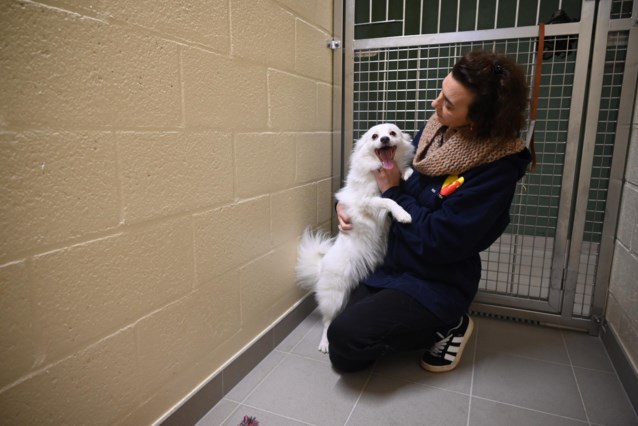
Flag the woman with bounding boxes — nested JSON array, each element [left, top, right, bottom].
[[329, 50, 532, 373]]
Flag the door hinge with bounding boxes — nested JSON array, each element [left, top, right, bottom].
[[587, 314, 605, 336], [327, 39, 341, 50]]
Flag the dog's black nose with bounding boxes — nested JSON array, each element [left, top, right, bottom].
[[380, 136, 390, 144]]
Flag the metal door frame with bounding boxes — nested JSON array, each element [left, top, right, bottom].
[[332, 0, 637, 333], [566, 0, 638, 328]]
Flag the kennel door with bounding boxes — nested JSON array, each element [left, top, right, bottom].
[[339, 0, 633, 331]]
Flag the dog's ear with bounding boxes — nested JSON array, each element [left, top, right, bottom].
[[402, 131, 412, 144]]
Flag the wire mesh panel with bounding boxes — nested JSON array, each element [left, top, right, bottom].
[[610, 0, 634, 18], [573, 31, 629, 317], [353, 36, 578, 306]]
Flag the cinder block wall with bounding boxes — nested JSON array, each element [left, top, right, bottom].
[[0, 0, 334, 424], [607, 92, 638, 372]]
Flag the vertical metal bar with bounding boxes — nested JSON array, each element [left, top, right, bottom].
[[415, 47, 423, 129], [331, 0, 345, 232], [561, 0, 612, 326], [437, 0, 442, 33], [343, 0, 356, 180], [420, 0, 424, 35], [536, 1, 541, 27], [592, 22, 638, 325], [547, 0, 598, 314], [381, 51, 388, 122], [475, 0, 480, 30], [403, 0, 407, 36], [457, 0, 461, 32], [515, 0, 520, 28], [494, 0, 500, 29]]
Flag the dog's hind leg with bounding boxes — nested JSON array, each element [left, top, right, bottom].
[[318, 320, 330, 353], [317, 296, 340, 353], [315, 284, 348, 353]]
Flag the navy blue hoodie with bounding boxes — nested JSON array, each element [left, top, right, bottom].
[[364, 125, 531, 324]]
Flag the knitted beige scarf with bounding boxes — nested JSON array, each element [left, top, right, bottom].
[[413, 113, 525, 177]]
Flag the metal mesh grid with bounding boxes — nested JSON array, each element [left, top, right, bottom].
[[610, 0, 634, 19], [354, 0, 583, 38], [353, 36, 579, 303], [573, 31, 629, 317]]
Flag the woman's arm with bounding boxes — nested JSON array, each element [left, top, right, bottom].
[[335, 202, 352, 232]]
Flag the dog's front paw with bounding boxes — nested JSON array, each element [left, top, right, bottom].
[[395, 211, 412, 224]]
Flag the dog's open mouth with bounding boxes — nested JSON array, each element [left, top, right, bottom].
[[375, 146, 397, 170]]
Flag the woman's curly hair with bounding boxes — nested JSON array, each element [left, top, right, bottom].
[[452, 50, 528, 139]]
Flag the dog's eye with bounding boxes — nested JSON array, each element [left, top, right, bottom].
[[390, 131, 397, 136], [371, 134, 378, 140]]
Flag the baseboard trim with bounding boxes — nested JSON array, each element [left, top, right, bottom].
[[159, 294, 317, 426], [600, 322, 638, 415]]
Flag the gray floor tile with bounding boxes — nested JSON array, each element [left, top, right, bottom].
[[476, 317, 570, 364], [574, 367, 638, 425], [563, 332, 614, 372], [347, 374, 470, 426], [473, 351, 587, 420], [469, 397, 588, 426], [372, 329, 475, 395], [243, 354, 369, 425], [199, 316, 637, 426]]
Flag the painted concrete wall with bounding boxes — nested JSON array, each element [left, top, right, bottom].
[[0, 0, 334, 424]]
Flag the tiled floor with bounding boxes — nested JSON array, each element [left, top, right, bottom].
[[197, 310, 638, 426]]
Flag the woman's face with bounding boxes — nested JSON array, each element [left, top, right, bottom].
[[431, 73, 474, 129]]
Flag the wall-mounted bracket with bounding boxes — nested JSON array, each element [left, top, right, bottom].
[[327, 39, 341, 50]]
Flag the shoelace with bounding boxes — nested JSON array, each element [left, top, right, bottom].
[[428, 332, 452, 356]]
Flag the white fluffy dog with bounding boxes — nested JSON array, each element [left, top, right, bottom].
[[296, 123, 415, 353]]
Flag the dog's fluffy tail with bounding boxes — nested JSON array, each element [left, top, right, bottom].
[[296, 227, 334, 291]]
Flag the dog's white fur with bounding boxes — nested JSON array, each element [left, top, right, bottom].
[[296, 123, 415, 353]]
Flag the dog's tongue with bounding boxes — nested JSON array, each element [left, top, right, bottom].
[[377, 147, 395, 169]]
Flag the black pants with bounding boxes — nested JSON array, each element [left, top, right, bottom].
[[327, 285, 453, 372]]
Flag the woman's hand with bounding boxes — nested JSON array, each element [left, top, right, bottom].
[[336, 202, 352, 233], [373, 161, 401, 193]]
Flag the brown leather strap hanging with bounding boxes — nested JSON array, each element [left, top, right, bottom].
[[526, 22, 545, 171]]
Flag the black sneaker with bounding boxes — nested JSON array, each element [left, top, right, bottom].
[[420, 314, 474, 373]]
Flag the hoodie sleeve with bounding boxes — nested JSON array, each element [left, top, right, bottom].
[[382, 153, 528, 264]]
